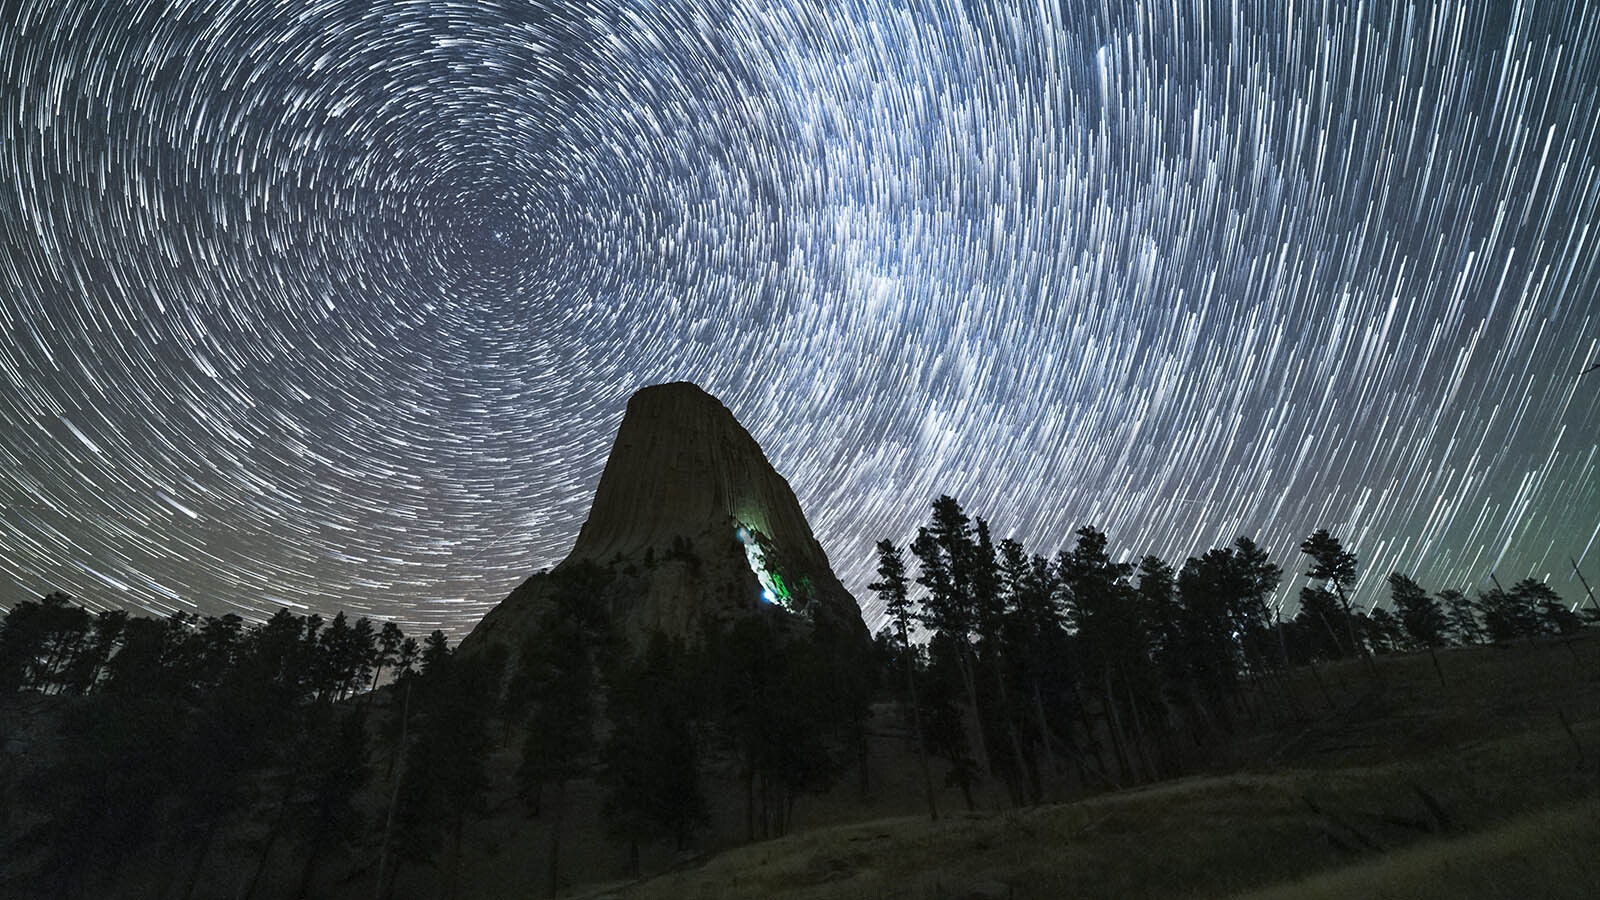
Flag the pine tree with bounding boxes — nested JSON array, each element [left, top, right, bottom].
[[370, 621, 404, 692], [1229, 538, 1284, 672], [1388, 573, 1446, 648], [1060, 527, 1154, 784], [1511, 578, 1579, 635], [1295, 586, 1349, 660], [0, 592, 91, 693], [386, 634, 497, 900], [515, 562, 614, 897], [1000, 539, 1063, 796], [918, 631, 981, 810], [870, 539, 937, 820], [58, 608, 126, 695], [1300, 530, 1366, 661], [910, 497, 994, 783], [1438, 589, 1484, 645], [601, 633, 706, 872], [1365, 607, 1406, 653]]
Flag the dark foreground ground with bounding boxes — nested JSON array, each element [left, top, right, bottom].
[[610, 633, 1600, 900], [4, 631, 1596, 899]]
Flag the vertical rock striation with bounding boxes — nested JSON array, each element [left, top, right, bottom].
[[461, 382, 866, 657]]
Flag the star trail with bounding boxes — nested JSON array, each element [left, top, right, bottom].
[[3, 0, 1600, 634]]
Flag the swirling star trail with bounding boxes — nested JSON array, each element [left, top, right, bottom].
[[3, 0, 1600, 633]]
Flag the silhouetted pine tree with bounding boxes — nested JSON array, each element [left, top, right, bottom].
[[1172, 551, 1244, 737], [870, 539, 938, 820], [970, 520, 1036, 804], [1001, 541, 1074, 794], [371, 621, 405, 692], [1389, 573, 1447, 648], [1364, 607, 1406, 653], [513, 563, 613, 897], [1295, 586, 1349, 661], [910, 496, 995, 782], [1479, 583, 1535, 643], [1059, 526, 1153, 785], [708, 610, 853, 842], [603, 632, 708, 876], [1511, 578, 1581, 636], [386, 633, 498, 900], [0, 597, 417, 899], [54, 608, 124, 696], [918, 630, 981, 810], [290, 707, 371, 899], [1437, 588, 1483, 645], [1229, 538, 1284, 675], [0, 592, 89, 693], [1301, 530, 1366, 662]]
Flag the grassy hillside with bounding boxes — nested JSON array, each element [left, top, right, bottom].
[[608, 633, 1600, 900]]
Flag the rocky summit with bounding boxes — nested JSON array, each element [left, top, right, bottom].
[[461, 382, 867, 656]]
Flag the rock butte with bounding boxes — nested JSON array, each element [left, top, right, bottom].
[[460, 382, 867, 659]]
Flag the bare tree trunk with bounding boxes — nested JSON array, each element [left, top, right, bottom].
[[239, 775, 298, 900], [1426, 644, 1447, 688], [1123, 678, 1159, 782], [1029, 681, 1061, 776], [1102, 667, 1139, 785], [1315, 608, 1347, 659], [993, 662, 1032, 805], [1073, 685, 1118, 789], [374, 679, 411, 900], [954, 645, 994, 782], [1269, 613, 1307, 722], [1331, 583, 1374, 672], [901, 638, 939, 821]]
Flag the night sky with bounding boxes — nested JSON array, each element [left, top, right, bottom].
[[3, 0, 1599, 636]]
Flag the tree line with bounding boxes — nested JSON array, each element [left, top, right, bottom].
[[0, 547, 877, 899], [872, 497, 1595, 815], [0, 595, 415, 701], [1, 508, 1592, 896], [354, 556, 874, 898], [0, 596, 432, 899]]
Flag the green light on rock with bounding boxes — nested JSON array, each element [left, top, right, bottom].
[[736, 524, 791, 609]]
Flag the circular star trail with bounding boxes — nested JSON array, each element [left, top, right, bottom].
[[4, 0, 1600, 634]]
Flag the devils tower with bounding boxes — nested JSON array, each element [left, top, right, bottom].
[[461, 382, 867, 657]]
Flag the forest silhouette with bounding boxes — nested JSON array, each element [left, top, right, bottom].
[[0, 496, 1592, 899]]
